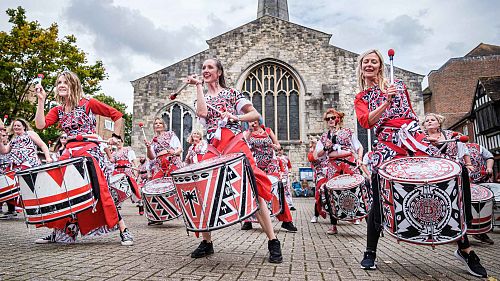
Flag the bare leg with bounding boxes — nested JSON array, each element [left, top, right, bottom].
[[118, 219, 126, 232], [202, 232, 212, 242], [255, 197, 277, 240]]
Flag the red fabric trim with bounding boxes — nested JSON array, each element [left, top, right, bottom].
[[87, 98, 123, 121]]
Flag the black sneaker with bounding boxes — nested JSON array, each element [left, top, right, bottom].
[[148, 221, 163, 226], [473, 234, 494, 245], [290, 207, 296, 211], [35, 232, 56, 244], [281, 221, 298, 232], [454, 250, 487, 278], [268, 239, 283, 263], [120, 228, 134, 246], [360, 251, 377, 270], [241, 222, 253, 230], [191, 240, 214, 258]]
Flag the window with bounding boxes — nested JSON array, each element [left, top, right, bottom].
[[104, 119, 114, 131], [241, 63, 300, 140], [160, 102, 195, 158]]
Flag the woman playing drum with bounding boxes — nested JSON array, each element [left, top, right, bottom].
[[34, 70, 134, 246], [240, 119, 298, 232], [184, 129, 207, 165], [315, 108, 364, 234], [185, 58, 283, 263], [0, 118, 51, 219], [145, 118, 184, 179], [354, 49, 487, 278]]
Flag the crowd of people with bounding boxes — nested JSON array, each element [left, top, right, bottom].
[[0, 53, 497, 278]]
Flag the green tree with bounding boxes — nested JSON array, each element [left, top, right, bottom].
[[93, 93, 132, 146], [0, 6, 107, 142]]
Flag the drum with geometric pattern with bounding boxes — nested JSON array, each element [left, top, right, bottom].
[[16, 157, 97, 225], [325, 174, 369, 221], [142, 177, 182, 222], [171, 153, 258, 232], [467, 184, 493, 234], [480, 183, 500, 228], [0, 170, 18, 203], [379, 157, 466, 245], [109, 173, 133, 205]]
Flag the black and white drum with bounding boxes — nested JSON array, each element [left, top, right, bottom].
[[467, 184, 494, 235], [325, 174, 369, 221], [142, 177, 182, 222], [478, 183, 500, 229]]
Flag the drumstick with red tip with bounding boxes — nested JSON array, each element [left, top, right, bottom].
[[437, 135, 469, 144], [74, 135, 109, 143], [3, 115, 7, 124], [388, 49, 395, 84], [138, 122, 148, 141]]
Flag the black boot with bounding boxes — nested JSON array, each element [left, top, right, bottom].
[[268, 239, 283, 263], [191, 240, 214, 258]]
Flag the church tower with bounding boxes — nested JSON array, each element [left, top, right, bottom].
[[257, 0, 289, 21]]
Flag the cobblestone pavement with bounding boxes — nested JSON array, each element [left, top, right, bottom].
[[0, 198, 498, 280]]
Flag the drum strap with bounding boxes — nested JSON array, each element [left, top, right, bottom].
[[207, 133, 244, 156]]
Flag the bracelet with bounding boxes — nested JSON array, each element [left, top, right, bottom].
[[465, 164, 473, 167]]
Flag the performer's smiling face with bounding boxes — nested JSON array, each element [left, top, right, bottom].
[[424, 115, 440, 130], [361, 52, 381, 82], [12, 121, 25, 135], [56, 75, 70, 97], [250, 120, 259, 128], [192, 132, 201, 142], [202, 59, 221, 84], [153, 119, 165, 132]]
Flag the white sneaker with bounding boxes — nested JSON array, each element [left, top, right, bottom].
[[35, 233, 55, 244], [354, 220, 360, 225], [310, 216, 318, 223]]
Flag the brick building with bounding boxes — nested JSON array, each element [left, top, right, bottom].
[[424, 43, 500, 130], [131, 0, 425, 177]]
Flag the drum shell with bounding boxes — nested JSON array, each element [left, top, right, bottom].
[[0, 171, 18, 203], [326, 174, 369, 221], [16, 157, 98, 225], [142, 178, 182, 222], [467, 184, 494, 234], [171, 153, 258, 232], [379, 157, 466, 245], [480, 183, 500, 228], [109, 173, 133, 205]]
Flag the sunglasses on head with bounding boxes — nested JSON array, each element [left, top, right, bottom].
[[324, 116, 336, 121]]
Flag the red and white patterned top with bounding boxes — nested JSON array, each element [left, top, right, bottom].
[[467, 143, 493, 183], [112, 147, 135, 165], [9, 132, 41, 169], [246, 129, 280, 175], [44, 97, 123, 137], [316, 128, 361, 152], [203, 88, 251, 142], [185, 140, 208, 164], [355, 80, 419, 134]]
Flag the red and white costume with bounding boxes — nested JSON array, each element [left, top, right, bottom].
[[43, 97, 122, 241], [112, 147, 141, 200], [277, 153, 294, 208], [185, 140, 208, 164], [8, 132, 41, 170], [150, 131, 184, 179], [467, 143, 494, 183]]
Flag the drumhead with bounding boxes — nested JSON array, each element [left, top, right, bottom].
[[326, 174, 365, 190], [142, 178, 175, 195], [479, 183, 500, 203], [172, 153, 245, 176], [16, 157, 87, 176], [378, 157, 461, 183], [110, 173, 127, 184], [471, 184, 494, 202]]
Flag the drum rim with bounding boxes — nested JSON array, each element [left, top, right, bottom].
[[326, 174, 365, 190], [183, 205, 259, 232], [16, 157, 88, 176], [470, 184, 495, 202], [378, 156, 461, 183], [109, 173, 127, 183], [171, 153, 245, 176], [142, 177, 175, 195]]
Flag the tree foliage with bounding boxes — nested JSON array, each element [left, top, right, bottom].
[[93, 93, 132, 146], [0, 6, 107, 142]]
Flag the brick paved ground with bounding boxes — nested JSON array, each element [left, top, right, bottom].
[[0, 198, 498, 280]]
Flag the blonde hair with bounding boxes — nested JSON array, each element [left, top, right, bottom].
[[356, 49, 388, 92], [154, 118, 166, 131], [9, 118, 33, 135], [187, 129, 204, 144], [55, 71, 84, 111], [422, 113, 446, 129]]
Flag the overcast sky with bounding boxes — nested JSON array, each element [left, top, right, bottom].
[[1, 0, 499, 113]]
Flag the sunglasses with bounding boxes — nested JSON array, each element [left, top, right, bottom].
[[324, 116, 337, 121], [61, 136, 67, 139]]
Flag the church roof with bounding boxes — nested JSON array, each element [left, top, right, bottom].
[[465, 43, 500, 57]]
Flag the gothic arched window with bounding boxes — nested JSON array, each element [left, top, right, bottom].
[[159, 102, 194, 158], [241, 64, 300, 140]]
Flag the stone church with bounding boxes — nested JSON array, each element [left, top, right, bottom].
[[131, 0, 424, 177]]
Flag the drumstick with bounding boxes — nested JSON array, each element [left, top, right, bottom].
[[388, 49, 395, 84], [2, 114, 7, 124], [138, 122, 148, 141], [170, 74, 202, 100], [33, 74, 44, 92], [74, 135, 110, 143]]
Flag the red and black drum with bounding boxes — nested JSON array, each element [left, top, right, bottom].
[[109, 173, 133, 205], [325, 174, 369, 221], [379, 157, 466, 245], [0, 170, 18, 203], [142, 177, 182, 222], [16, 157, 97, 225], [171, 153, 258, 232], [467, 184, 494, 234]]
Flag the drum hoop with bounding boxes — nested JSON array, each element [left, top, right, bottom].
[[171, 153, 245, 176], [110, 173, 127, 183], [470, 184, 495, 202], [378, 157, 461, 184], [326, 174, 365, 190], [142, 178, 175, 195], [16, 157, 87, 176]]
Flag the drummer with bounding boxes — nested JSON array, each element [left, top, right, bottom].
[[315, 108, 364, 234], [185, 58, 283, 263], [34, 70, 134, 246], [184, 129, 207, 164], [354, 49, 487, 278], [240, 119, 298, 233], [0, 118, 51, 220]]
